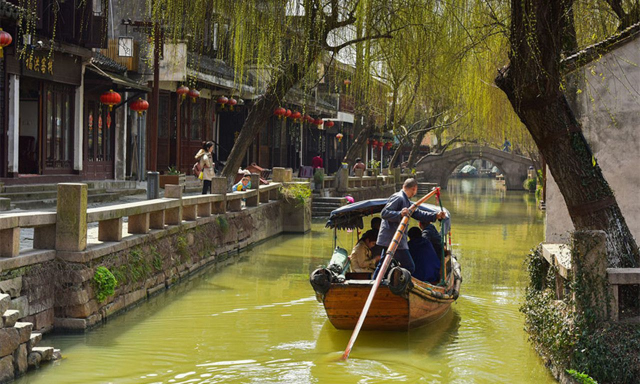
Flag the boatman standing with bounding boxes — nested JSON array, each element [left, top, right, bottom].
[[374, 178, 446, 277]]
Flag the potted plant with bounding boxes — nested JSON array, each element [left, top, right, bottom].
[[368, 159, 381, 176], [313, 169, 325, 190], [159, 166, 186, 188]]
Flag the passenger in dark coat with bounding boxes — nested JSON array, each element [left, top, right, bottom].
[[408, 227, 440, 283], [420, 221, 443, 258], [373, 178, 446, 277]]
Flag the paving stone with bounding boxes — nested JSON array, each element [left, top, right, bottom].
[[2, 310, 19, 328], [27, 333, 41, 353], [32, 347, 53, 361], [0, 328, 19, 357], [13, 322, 32, 344]]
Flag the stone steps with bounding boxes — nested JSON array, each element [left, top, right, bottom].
[[0, 294, 60, 382], [0, 181, 145, 210], [311, 196, 347, 218]]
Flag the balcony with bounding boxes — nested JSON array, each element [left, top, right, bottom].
[[99, 39, 140, 72]]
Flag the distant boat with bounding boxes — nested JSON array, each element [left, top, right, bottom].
[[458, 164, 478, 178], [310, 198, 462, 331]]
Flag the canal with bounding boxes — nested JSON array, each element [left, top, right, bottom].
[[16, 178, 553, 383]]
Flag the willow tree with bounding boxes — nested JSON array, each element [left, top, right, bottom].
[[146, 0, 420, 182], [494, 0, 639, 266]]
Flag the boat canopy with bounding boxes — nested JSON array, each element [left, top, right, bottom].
[[326, 198, 451, 233]]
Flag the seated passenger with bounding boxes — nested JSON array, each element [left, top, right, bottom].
[[349, 230, 381, 273], [419, 220, 443, 257], [370, 217, 382, 232], [407, 227, 440, 283], [369, 217, 384, 257]]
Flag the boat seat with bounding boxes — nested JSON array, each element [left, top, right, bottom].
[[346, 272, 372, 280]]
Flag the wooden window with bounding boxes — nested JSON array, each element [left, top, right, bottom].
[[44, 83, 74, 169]]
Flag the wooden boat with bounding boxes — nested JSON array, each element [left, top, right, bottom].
[[310, 198, 462, 331]]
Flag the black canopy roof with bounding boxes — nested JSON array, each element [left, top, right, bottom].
[[326, 198, 451, 232]]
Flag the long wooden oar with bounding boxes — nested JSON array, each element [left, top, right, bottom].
[[341, 187, 441, 360]]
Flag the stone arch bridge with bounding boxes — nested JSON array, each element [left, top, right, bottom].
[[415, 145, 534, 190]]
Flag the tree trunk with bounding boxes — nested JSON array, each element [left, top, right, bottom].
[[406, 129, 426, 169], [343, 123, 372, 165], [496, 0, 639, 267], [221, 60, 316, 184]]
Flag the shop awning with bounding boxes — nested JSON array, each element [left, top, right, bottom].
[[87, 65, 151, 92]]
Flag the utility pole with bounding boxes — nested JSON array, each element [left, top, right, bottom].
[[147, 23, 160, 172]]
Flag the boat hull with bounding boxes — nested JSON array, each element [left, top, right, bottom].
[[322, 280, 454, 331]]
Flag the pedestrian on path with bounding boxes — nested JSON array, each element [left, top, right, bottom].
[[195, 141, 216, 194]]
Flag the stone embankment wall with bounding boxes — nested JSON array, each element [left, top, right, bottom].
[[0, 294, 60, 383], [54, 202, 283, 331]]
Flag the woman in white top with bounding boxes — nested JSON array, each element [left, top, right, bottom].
[[195, 141, 216, 194]]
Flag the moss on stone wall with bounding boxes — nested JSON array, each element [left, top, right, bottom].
[[522, 246, 640, 384]]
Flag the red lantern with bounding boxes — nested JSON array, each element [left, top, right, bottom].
[[343, 79, 352, 89], [291, 111, 301, 121], [336, 133, 344, 142], [274, 107, 286, 119], [129, 98, 149, 116], [325, 120, 335, 128], [217, 95, 229, 109], [188, 89, 200, 103], [0, 29, 12, 59], [371, 139, 378, 147], [177, 85, 190, 100], [228, 97, 238, 110], [285, 109, 292, 118], [100, 89, 121, 111], [303, 114, 312, 123], [316, 118, 324, 128], [385, 142, 393, 150]]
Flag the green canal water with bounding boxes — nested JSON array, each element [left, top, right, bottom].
[[16, 178, 554, 383]]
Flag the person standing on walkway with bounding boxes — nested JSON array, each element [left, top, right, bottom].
[[195, 141, 216, 194], [312, 153, 324, 169], [373, 178, 446, 276]]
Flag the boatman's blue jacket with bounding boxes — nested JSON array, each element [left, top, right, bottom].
[[376, 190, 438, 250]]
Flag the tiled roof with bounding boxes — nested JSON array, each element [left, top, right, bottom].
[[90, 52, 127, 74], [562, 22, 640, 72]]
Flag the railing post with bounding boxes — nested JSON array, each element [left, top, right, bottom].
[[56, 183, 88, 252], [272, 167, 286, 182], [98, 218, 123, 242], [336, 168, 348, 193], [197, 201, 212, 217], [260, 188, 269, 203], [0, 226, 19, 257], [164, 185, 183, 225], [129, 213, 151, 234], [211, 177, 227, 214], [249, 173, 260, 190], [147, 171, 159, 200], [228, 195, 242, 212], [149, 211, 165, 230]]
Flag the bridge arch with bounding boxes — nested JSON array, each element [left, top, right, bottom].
[[415, 146, 534, 190]]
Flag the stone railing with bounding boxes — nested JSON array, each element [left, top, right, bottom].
[[0, 180, 283, 263], [541, 232, 640, 322]]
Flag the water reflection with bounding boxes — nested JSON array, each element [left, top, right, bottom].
[[16, 178, 554, 384]]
